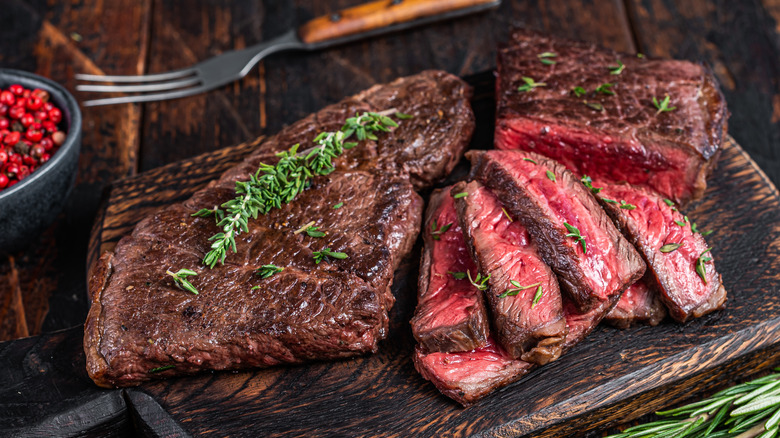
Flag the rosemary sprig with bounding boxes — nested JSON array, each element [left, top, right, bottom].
[[466, 270, 490, 291], [430, 219, 452, 241], [200, 110, 403, 268], [313, 247, 348, 264], [607, 369, 780, 438], [166, 269, 199, 295], [518, 76, 546, 92], [653, 95, 677, 114], [498, 280, 542, 299], [192, 206, 225, 224], [696, 247, 713, 283], [256, 264, 283, 279], [564, 222, 587, 254]]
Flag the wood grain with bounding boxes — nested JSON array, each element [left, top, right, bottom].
[[75, 72, 780, 437]]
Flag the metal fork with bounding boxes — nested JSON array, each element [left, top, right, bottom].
[[76, 0, 501, 106]]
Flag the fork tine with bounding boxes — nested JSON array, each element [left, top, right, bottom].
[[81, 85, 212, 107], [75, 68, 195, 83], [76, 77, 201, 93]]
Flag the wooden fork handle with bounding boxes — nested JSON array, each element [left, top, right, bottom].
[[299, 0, 498, 45]]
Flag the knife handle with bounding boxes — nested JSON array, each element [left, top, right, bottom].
[[299, 0, 499, 45]]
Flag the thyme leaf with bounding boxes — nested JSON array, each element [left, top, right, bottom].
[[149, 365, 175, 374], [313, 247, 348, 264], [453, 192, 468, 199], [430, 219, 453, 241], [332, 202, 344, 209], [192, 206, 225, 223], [498, 280, 542, 299], [538, 52, 557, 65], [523, 157, 538, 164], [256, 264, 284, 279], [564, 222, 587, 254], [572, 86, 587, 97], [660, 243, 682, 253], [695, 247, 713, 283], [448, 271, 467, 280], [166, 269, 199, 295], [546, 170, 557, 182], [608, 59, 625, 75], [653, 94, 677, 114], [619, 200, 637, 210], [595, 83, 615, 95], [584, 101, 604, 111], [532, 284, 544, 307], [305, 225, 326, 238], [467, 270, 490, 291], [517, 76, 546, 92], [581, 175, 602, 194]]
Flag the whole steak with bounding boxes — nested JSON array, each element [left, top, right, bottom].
[[495, 29, 728, 205], [84, 71, 475, 388]]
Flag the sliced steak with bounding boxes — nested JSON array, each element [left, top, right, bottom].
[[84, 71, 475, 388], [413, 338, 532, 407], [453, 180, 566, 364], [604, 276, 667, 328], [411, 188, 490, 353], [561, 297, 614, 352], [595, 180, 726, 322], [467, 149, 646, 312], [495, 29, 728, 205]]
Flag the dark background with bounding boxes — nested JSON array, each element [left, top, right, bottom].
[[0, 0, 778, 406]]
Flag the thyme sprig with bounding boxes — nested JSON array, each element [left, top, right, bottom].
[[581, 175, 602, 194], [607, 369, 780, 438], [430, 219, 452, 241], [199, 110, 404, 268], [653, 94, 677, 114], [564, 222, 587, 254], [498, 280, 542, 299], [518, 76, 546, 92], [467, 270, 491, 291], [609, 59, 625, 75], [538, 52, 557, 65], [696, 247, 713, 283], [256, 264, 283, 279], [166, 269, 199, 295]]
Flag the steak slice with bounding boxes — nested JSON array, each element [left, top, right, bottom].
[[411, 188, 490, 353], [604, 276, 667, 329], [413, 338, 532, 407], [495, 29, 729, 205], [561, 296, 615, 352], [84, 71, 475, 388], [467, 149, 646, 312], [595, 181, 726, 322], [453, 180, 566, 364]]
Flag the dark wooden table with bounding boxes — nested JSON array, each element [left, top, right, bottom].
[[1, 0, 779, 436]]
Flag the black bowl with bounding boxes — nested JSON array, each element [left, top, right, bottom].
[[0, 69, 82, 254]]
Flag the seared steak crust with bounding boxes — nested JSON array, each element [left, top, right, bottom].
[[85, 71, 475, 388], [411, 189, 490, 353], [605, 276, 667, 329], [467, 150, 646, 312], [495, 29, 729, 205]]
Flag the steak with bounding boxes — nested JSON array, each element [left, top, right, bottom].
[[561, 296, 614, 352], [604, 276, 667, 328], [411, 188, 490, 353], [413, 338, 532, 407], [467, 149, 646, 312], [495, 29, 729, 205], [596, 181, 726, 322], [84, 71, 475, 388], [453, 180, 566, 364]]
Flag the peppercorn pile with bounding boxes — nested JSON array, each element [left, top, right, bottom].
[[0, 84, 67, 191]]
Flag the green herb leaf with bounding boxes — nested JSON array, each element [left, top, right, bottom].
[[675, 220, 687, 227], [663, 198, 675, 207], [517, 76, 546, 92], [149, 365, 175, 374], [532, 285, 544, 307], [313, 247, 348, 264], [619, 200, 637, 210], [166, 269, 199, 295], [701, 229, 714, 237], [538, 52, 557, 65], [199, 111, 403, 268], [601, 197, 618, 204], [581, 175, 602, 194], [430, 220, 453, 241], [466, 270, 490, 291], [595, 83, 615, 95], [523, 157, 538, 164], [653, 94, 677, 114], [448, 271, 467, 280], [572, 86, 587, 97], [192, 206, 225, 223], [453, 192, 468, 199], [394, 111, 413, 120], [499, 281, 542, 299], [584, 101, 604, 111], [660, 243, 682, 253], [251, 285, 261, 291], [256, 264, 284, 279], [695, 247, 713, 283], [305, 226, 326, 238], [608, 59, 625, 75], [564, 222, 587, 254], [637, 53, 645, 58], [691, 222, 699, 233], [546, 170, 556, 182], [333, 202, 344, 210]]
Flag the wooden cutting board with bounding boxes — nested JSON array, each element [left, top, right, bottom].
[[4, 72, 780, 438]]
